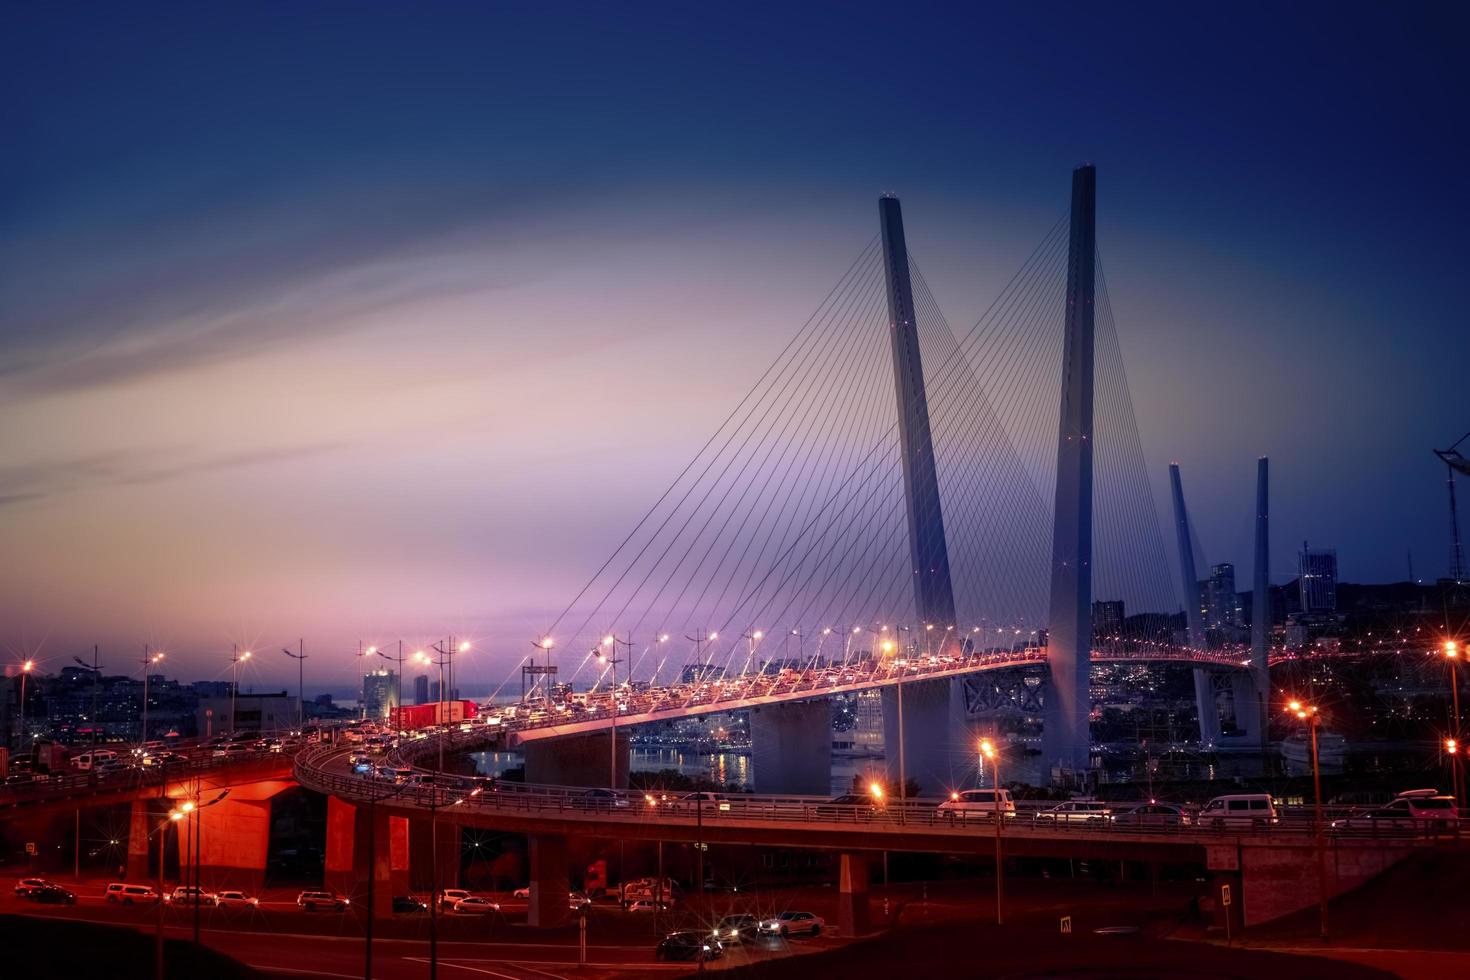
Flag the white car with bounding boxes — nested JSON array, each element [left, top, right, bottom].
[[759, 911, 825, 937], [512, 886, 531, 899], [937, 789, 1016, 820], [1034, 800, 1112, 825], [625, 898, 673, 913], [452, 896, 501, 914], [214, 890, 258, 909], [439, 888, 472, 909]]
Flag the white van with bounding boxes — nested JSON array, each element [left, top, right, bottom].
[[936, 789, 1016, 821], [1199, 793, 1278, 829], [71, 750, 118, 771]]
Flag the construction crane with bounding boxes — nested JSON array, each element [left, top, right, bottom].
[[1434, 429, 1470, 583]]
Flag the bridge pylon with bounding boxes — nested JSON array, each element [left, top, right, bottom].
[[1041, 165, 1097, 777]]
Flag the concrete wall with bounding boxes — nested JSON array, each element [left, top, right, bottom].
[[1207, 839, 1421, 927], [522, 731, 629, 789], [750, 699, 831, 795], [881, 677, 966, 797]]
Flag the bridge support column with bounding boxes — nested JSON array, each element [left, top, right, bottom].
[[409, 817, 461, 891], [1230, 673, 1262, 743], [1041, 165, 1097, 779], [522, 732, 629, 789], [750, 700, 831, 795], [127, 799, 153, 880], [837, 852, 872, 936], [180, 796, 272, 893], [882, 678, 965, 798], [527, 833, 570, 928], [1194, 670, 1221, 749], [325, 796, 410, 906]]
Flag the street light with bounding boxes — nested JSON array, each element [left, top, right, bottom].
[[230, 647, 252, 734], [596, 635, 629, 789], [376, 642, 405, 731], [1284, 698, 1329, 940], [140, 648, 164, 744], [881, 637, 908, 822], [1445, 640, 1463, 807], [283, 640, 308, 732], [17, 659, 34, 753], [980, 739, 1004, 925]]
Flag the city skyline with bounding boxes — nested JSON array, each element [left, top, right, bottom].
[[4, 3, 1467, 688]]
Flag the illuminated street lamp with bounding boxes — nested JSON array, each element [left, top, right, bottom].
[[1285, 698, 1329, 940], [17, 659, 35, 752], [230, 647, 252, 734], [596, 634, 629, 788], [140, 648, 164, 744], [1445, 640, 1463, 807], [882, 638, 907, 822], [980, 739, 1003, 925]]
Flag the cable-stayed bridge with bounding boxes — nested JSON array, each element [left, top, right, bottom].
[[502, 166, 1273, 792]]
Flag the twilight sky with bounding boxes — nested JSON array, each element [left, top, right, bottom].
[[2, 2, 1466, 694]]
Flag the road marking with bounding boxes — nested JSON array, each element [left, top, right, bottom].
[[405, 957, 562, 980]]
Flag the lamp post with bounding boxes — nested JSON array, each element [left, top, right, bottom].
[[160, 805, 184, 980], [141, 648, 164, 744], [282, 640, 308, 732], [1447, 739, 1461, 818], [1445, 640, 1463, 808], [531, 637, 555, 702], [597, 635, 628, 789], [230, 647, 252, 734], [882, 638, 907, 823], [1286, 699, 1329, 940], [17, 659, 34, 752], [980, 739, 1004, 925], [740, 630, 763, 677], [377, 642, 405, 731]]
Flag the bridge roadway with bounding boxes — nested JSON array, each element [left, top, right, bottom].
[[496, 644, 1253, 746], [0, 743, 294, 813]]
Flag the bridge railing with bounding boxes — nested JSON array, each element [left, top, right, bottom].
[[0, 744, 291, 807], [294, 742, 1461, 844]]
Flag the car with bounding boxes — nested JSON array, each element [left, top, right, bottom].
[[14, 877, 52, 897], [438, 888, 473, 909], [1198, 793, 1277, 829], [105, 883, 160, 904], [667, 791, 731, 812], [1330, 794, 1460, 835], [512, 886, 531, 899], [297, 890, 350, 911], [710, 913, 760, 944], [167, 885, 217, 906], [1034, 800, 1112, 825], [759, 910, 825, 937], [452, 896, 501, 914], [25, 884, 77, 905], [937, 789, 1016, 821], [621, 877, 679, 902], [391, 895, 427, 914], [568, 891, 592, 911], [214, 890, 259, 909], [1110, 802, 1190, 828], [625, 898, 673, 913], [655, 930, 722, 962], [579, 788, 629, 809]]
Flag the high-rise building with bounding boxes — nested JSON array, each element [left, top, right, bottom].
[[1091, 600, 1125, 637], [1298, 542, 1338, 613], [413, 674, 429, 705], [363, 669, 397, 722], [1205, 563, 1242, 630]]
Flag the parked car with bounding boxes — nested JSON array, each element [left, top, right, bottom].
[[452, 896, 501, 914], [167, 885, 217, 906], [391, 895, 427, 914], [512, 886, 531, 899], [758, 910, 825, 937], [1110, 802, 1190, 828], [105, 883, 160, 904], [655, 930, 722, 962], [1034, 800, 1113, 825], [1198, 793, 1277, 829], [710, 913, 760, 944], [214, 890, 259, 909], [936, 789, 1016, 821], [297, 890, 349, 911], [14, 877, 52, 897], [25, 884, 77, 905]]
